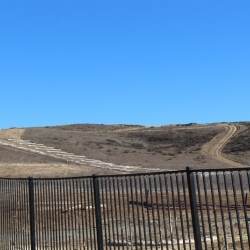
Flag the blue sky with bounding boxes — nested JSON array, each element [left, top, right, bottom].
[[1, 1, 249, 128]]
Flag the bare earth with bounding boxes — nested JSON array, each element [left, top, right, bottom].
[[0, 122, 249, 178], [201, 124, 249, 166]]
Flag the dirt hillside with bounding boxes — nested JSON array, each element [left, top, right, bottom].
[[0, 122, 249, 177]]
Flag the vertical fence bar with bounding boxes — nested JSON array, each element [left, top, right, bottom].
[[216, 172, 228, 248], [28, 177, 36, 250], [231, 172, 244, 249], [135, 176, 142, 247], [186, 167, 202, 250], [170, 173, 180, 250], [223, 171, 236, 248], [182, 172, 192, 250], [202, 172, 214, 249], [93, 175, 103, 250], [159, 175, 168, 249], [209, 172, 221, 250], [239, 171, 250, 247]]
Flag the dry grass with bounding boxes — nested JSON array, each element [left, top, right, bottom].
[[0, 122, 249, 178]]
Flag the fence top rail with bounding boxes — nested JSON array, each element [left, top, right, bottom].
[[0, 175, 94, 181], [93, 169, 186, 178], [189, 166, 250, 173], [1, 166, 250, 181], [0, 169, 187, 181], [0, 177, 29, 181]]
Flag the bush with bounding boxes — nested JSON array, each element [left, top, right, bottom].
[[131, 143, 144, 149]]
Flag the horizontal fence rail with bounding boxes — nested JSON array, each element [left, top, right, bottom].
[[1, 167, 250, 250]]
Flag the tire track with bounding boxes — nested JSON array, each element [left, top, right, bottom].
[[201, 124, 248, 167]]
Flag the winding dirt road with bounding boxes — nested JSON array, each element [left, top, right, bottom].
[[201, 124, 248, 167]]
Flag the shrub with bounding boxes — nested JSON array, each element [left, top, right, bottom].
[[131, 143, 144, 149]]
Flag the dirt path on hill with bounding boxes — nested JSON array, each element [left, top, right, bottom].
[[201, 124, 247, 167]]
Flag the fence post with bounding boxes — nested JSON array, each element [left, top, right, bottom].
[[186, 167, 202, 250], [93, 175, 103, 250], [28, 177, 36, 250]]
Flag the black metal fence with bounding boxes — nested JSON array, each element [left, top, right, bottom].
[[1, 167, 250, 250]]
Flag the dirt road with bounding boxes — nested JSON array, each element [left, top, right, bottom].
[[201, 124, 248, 167]]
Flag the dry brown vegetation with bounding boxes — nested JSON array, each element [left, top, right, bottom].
[[0, 122, 249, 178], [20, 124, 224, 169], [0, 145, 66, 164], [223, 123, 250, 154]]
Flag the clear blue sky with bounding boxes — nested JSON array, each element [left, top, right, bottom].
[[1, 1, 249, 129]]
